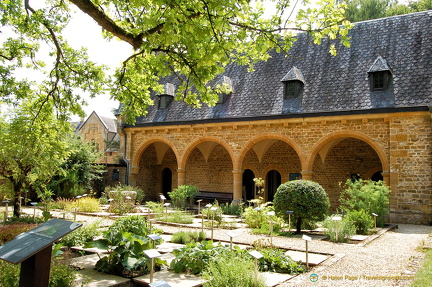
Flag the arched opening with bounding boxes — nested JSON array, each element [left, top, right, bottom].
[[267, 170, 281, 202], [242, 169, 255, 201], [371, 171, 383, 182], [162, 168, 172, 199]]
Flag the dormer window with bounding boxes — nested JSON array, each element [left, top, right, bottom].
[[368, 56, 392, 92], [217, 76, 233, 104], [281, 66, 305, 99], [158, 83, 175, 109]]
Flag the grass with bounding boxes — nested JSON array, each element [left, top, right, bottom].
[[411, 247, 432, 287]]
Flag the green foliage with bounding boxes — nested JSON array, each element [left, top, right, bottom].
[[242, 198, 275, 229], [59, 221, 101, 247], [85, 229, 167, 278], [0, 101, 72, 217], [168, 185, 199, 210], [0, 223, 38, 245], [201, 202, 223, 223], [0, 260, 77, 287], [344, 209, 374, 234], [203, 254, 266, 287], [105, 184, 145, 203], [108, 215, 152, 237], [274, 180, 330, 233], [171, 231, 207, 244], [65, 196, 101, 213], [220, 201, 244, 216], [5, 215, 44, 225], [145, 201, 164, 213], [411, 248, 432, 287], [47, 136, 104, 198], [340, 179, 390, 227], [258, 248, 305, 274], [106, 190, 137, 215], [171, 241, 235, 275], [157, 211, 195, 224], [322, 215, 356, 243]]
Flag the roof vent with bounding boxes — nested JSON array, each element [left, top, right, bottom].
[[158, 83, 175, 109], [281, 66, 305, 83]]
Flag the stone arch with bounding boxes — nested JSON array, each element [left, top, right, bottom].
[[179, 136, 235, 170], [236, 133, 305, 170], [306, 131, 389, 172], [131, 137, 179, 172], [365, 166, 384, 181]]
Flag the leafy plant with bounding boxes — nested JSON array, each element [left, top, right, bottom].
[[105, 184, 145, 203], [65, 196, 101, 213], [108, 215, 152, 237], [274, 180, 330, 234], [258, 248, 305, 274], [145, 201, 164, 213], [59, 221, 101, 247], [242, 198, 275, 229], [321, 215, 356, 243], [171, 231, 207, 244], [85, 230, 167, 278], [106, 190, 137, 215], [344, 209, 374, 234], [340, 179, 390, 227], [203, 254, 266, 287], [168, 185, 199, 210], [220, 201, 244, 216], [201, 202, 223, 223]]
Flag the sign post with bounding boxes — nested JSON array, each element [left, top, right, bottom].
[[0, 218, 82, 287], [3, 200, 10, 225], [267, 211, 275, 245], [332, 216, 342, 242], [249, 250, 263, 287], [302, 235, 312, 270], [144, 249, 162, 283], [372, 213, 378, 229], [210, 207, 218, 241], [286, 211, 293, 232], [226, 231, 237, 251]]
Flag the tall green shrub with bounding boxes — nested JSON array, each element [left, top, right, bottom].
[[340, 179, 390, 227], [274, 180, 330, 234], [168, 185, 199, 209]]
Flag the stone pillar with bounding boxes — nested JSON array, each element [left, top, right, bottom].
[[129, 166, 139, 186], [301, 170, 314, 181], [177, 168, 186, 187], [232, 169, 243, 200]]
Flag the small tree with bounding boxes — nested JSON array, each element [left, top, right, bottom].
[[274, 180, 330, 234]]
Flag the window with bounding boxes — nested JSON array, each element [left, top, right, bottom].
[[159, 95, 172, 109], [284, 81, 303, 98], [370, 71, 390, 91]]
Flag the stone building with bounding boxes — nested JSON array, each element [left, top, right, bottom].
[[76, 111, 126, 188], [117, 12, 432, 225]]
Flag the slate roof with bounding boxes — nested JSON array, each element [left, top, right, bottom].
[[131, 11, 432, 126]]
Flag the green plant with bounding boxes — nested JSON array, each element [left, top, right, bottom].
[[242, 197, 275, 229], [0, 223, 38, 244], [411, 248, 432, 287], [202, 202, 223, 223], [274, 180, 330, 234], [65, 196, 101, 213], [105, 184, 145, 203], [85, 229, 167, 278], [5, 215, 44, 225], [171, 231, 207, 244], [344, 209, 374, 234], [59, 221, 101, 247], [98, 192, 109, 205], [340, 179, 390, 227], [108, 215, 152, 236], [157, 211, 194, 224], [168, 185, 199, 210], [171, 241, 236, 275], [106, 191, 137, 215], [49, 197, 75, 210], [258, 248, 305, 274], [322, 215, 356, 243], [203, 254, 266, 287], [220, 201, 244, 216], [0, 259, 78, 287], [145, 201, 164, 213]]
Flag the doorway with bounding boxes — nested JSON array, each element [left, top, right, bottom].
[[162, 168, 172, 199], [267, 170, 281, 202], [242, 169, 255, 201]]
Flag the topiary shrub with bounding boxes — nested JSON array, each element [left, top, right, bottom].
[[274, 180, 330, 234]]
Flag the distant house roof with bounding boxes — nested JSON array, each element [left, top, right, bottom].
[[127, 11, 432, 127], [76, 111, 117, 133]]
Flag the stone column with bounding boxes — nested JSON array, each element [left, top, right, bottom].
[[177, 168, 186, 187], [301, 170, 314, 181], [232, 169, 243, 200]]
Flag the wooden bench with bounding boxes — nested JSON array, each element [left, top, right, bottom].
[[195, 191, 233, 204]]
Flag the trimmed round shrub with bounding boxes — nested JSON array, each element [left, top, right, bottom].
[[274, 180, 329, 234]]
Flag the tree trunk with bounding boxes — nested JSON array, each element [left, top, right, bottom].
[[13, 182, 22, 218], [296, 217, 302, 234]]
